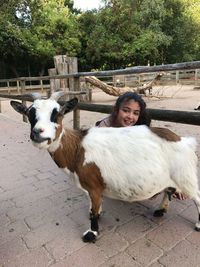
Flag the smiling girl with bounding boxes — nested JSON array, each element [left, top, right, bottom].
[[95, 91, 151, 127]]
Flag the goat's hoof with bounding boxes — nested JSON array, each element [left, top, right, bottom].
[[195, 223, 200, 232], [153, 208, 166, 217], [82, 230, 97, 243]]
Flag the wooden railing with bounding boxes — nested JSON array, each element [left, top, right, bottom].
[[0, 60, 200, 128], [77, 102, 200, 126]]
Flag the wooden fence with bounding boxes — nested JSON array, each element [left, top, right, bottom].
[[0, 60, 200, 128], [113, 69, 200, 87]]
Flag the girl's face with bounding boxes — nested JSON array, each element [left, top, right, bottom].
[[115, 99, 141, 127]]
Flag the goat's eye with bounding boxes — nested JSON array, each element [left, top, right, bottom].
[[28, 108, 37, 128], [50, 108, 59, 123]]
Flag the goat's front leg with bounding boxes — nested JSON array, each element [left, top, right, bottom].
[[89, 200, 102, 219], [82, 190, 103, 243]]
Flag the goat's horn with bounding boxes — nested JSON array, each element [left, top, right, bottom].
[[30, 93, 42, 100], [50, 91, 66, 101], [20, 93, 42, 101]]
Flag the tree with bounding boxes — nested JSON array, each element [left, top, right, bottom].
[[0, 0, 81, 77], [79, 0, 172, 70], [78, 0, 200, 71], [180, 0, 200, 61], [79, 0, 141, 70]]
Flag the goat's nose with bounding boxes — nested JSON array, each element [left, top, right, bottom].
[[31, 128, 44, 141], [33, 128, 44, 134]]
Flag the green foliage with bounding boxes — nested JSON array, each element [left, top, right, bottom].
[[0, 0, 200, 77], [79, 0, 200, 70], [25, 0, 81, 58], [0, 0, 80, 77]]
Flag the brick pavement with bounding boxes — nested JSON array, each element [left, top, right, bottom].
[[1, 113, 200, 267]]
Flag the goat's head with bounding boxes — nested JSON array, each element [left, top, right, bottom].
[[10, 92, 78, 149]]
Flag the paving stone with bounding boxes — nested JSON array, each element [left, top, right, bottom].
[[0, 214, 10, 226], [99, 252, 142, 267], [36, 171, 55, 180], [49, 173, 73, 184], [179, 202, 198, 224], [21, 169, 40, 177], [146, 216, 193, 251], [33, 178, 56, 190], [96, 231, 129, 257], [12, 187, 54, 207], [3, 248, 53, 267], [6, 197, 55, 221], [116, 215, 156, 243], [186, 230, 200, 247], [50, 180, 73, 193], [159, 240, 200, 267], [0, 220, 29, 246], [48, 188, 87, 213], [148, 262, 164, 267], [24, 205, 74, 229], [103, 200, 149, 227], [126, 237, 163, 266], [0, 200, 15, 215], [0, 183, 38, 201], [23, 217, 77, 249], [45, 229, 86, 260], [69, 206, 90, 227], [50, 245, 107, 267], [0, 237, 28, 264]]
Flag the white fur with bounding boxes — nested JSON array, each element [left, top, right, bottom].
[[33, 99, 60, 144], [82, 126, 198, 201], [48, 129, 65, 153], [83, 229, 98, 237]]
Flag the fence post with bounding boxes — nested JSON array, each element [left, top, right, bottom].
[[54, 55, 69, 99], [40, 79, 44, 93], [48, 68, 59, 96], [195, 69, 198, 86], [20, 79, 28, 122], [7, 81, 10, 94], [88, 85, 92, 102], [73, 77, 80, 130], [68, 56, 78, 95], [66, 56, 80, 129], [176, 70, 179, 84], [17, 80, 20, 93]]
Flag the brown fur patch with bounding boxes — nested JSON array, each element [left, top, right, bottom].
[[49, 128, 105, 215], [50, 129, 82, 171], [150, 127, 181, 142], [76, 154, 105, 214], [55, 116, 64, 141]]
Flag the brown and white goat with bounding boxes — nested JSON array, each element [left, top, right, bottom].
[[10, 92, 200, 243]]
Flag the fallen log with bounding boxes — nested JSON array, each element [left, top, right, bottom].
[[84, 73, 163, 96]]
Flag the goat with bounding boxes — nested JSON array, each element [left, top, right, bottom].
[[10, 92, 200, 243]]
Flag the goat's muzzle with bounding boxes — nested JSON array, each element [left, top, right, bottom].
[[30, 128, 50, 144]]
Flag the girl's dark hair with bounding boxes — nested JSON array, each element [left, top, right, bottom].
[[110, 92, 151, 126]]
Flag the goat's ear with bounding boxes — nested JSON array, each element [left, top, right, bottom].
[[59, 98, 78, 115], [10, 101, 29, 115]]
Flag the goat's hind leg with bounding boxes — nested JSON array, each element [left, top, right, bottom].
[[192, 190, 200, 231], [153, 187, 176, 217]]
